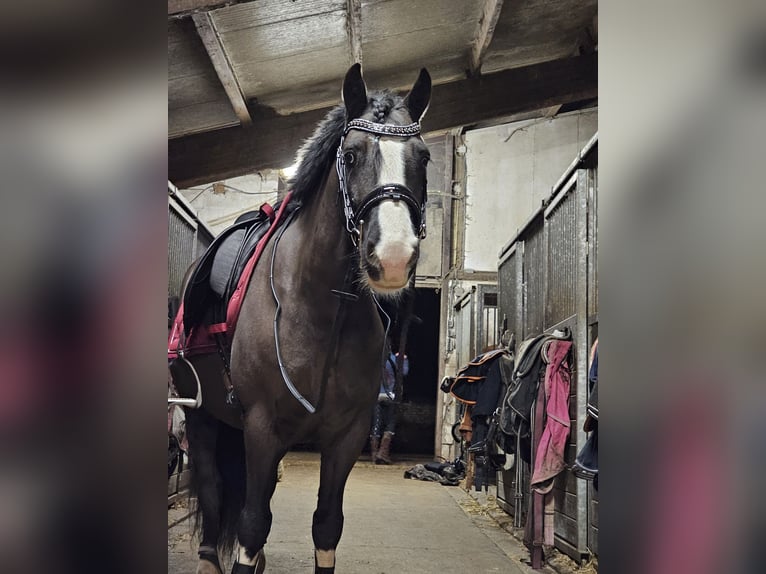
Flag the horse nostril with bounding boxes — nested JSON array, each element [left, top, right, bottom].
[[366, 245, 377, 263]]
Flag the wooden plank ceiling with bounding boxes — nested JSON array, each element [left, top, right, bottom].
[[169, 0, 597, 187]]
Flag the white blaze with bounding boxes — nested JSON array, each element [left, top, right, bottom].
[[374, 138, 418, 285], [377, 138, 406, 186]]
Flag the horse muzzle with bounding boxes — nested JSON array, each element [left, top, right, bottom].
[[362, 239, 418, 293]]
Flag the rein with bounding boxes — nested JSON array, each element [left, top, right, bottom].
[[335, 118, 427, 245], [268, 207, 318, 413], [270, 207, 391, 415]]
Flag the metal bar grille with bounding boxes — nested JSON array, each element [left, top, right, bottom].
[[478, 289, 498, 351], [588, 169, 598, 318], [455, 294, 474, 368], [168, 203, 196, 298], [482, 305, 498, 350], [498, 250, 519, 341], [545, 186, 578, 328], [523, 223, 545, 338]]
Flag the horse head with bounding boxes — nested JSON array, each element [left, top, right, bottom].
[[338, 63, 432, 295]]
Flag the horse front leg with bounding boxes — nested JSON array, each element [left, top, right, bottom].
[[312, 414, 370, 574], [231, 405, 284, 574]]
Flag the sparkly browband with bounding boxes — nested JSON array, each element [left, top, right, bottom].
[[344, 118, 421, 137]]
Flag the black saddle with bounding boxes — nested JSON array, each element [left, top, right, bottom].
[[442, 349, 511, 407], [182, 202, 283, 335]]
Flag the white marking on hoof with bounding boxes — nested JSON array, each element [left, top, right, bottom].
[[315, 549, 335, 568], [236, 543, 258, 566]]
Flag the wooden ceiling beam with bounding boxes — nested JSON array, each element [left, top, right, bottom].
[[346, 0, 363, 66], [168, 1, 242, 17], [469, 0, 505, 77], [192, 11, 252, 126], [169, 53, 597, 188]]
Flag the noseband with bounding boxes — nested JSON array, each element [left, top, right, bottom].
[[336, 118, 427, 245]]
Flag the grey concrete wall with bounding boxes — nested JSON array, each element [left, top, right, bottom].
[[463, 110, 597, 272]]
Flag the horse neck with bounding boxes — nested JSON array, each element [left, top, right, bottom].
[[293, 168, 354, 279]]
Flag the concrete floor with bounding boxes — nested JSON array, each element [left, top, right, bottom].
[[168, 452, 542, 574]]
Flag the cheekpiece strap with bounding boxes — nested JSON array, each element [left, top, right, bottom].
[[344, 118, 421, 137]]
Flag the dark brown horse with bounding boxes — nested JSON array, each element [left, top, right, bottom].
[[175, 64, 432, 574]]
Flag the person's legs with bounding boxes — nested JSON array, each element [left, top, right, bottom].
[[382, 402, 397, 435], [376, 402, 397, 464], [369, 403, 382, 461]]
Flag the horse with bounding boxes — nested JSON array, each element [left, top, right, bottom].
[[174, 63, 432, 574]]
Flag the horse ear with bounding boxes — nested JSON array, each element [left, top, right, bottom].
[[404, 68, 431, 123], [342, 63, 368, 121]]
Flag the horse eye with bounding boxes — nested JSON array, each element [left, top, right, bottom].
[[421, 156, 430, 167], [344, 151, 356, 165]]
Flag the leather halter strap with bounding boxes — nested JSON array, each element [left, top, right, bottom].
[[336, 119, 427, 244]]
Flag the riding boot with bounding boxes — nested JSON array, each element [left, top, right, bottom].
[[369, 436, 380, 462], [376, 432, 393, 464]]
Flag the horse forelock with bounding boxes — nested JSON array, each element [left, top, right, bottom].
[[367, 90, 409, 124], [288, 90, 410, 205]]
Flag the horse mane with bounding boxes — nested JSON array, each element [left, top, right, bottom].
[[288, 90, 408, 205]]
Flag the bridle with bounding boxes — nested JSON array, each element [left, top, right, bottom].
[[335, 118, 427, 245], [271, 118, 423, 414]]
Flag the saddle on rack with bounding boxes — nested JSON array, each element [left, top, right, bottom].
[[497, 328, 571, 464], [442, 349, 512, 406], [442, 349, 514, 491]]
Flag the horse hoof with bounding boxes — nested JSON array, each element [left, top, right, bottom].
[[197, 558, 223, 574]]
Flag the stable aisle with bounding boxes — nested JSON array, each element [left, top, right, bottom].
[[168, 452, 540, 574]]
